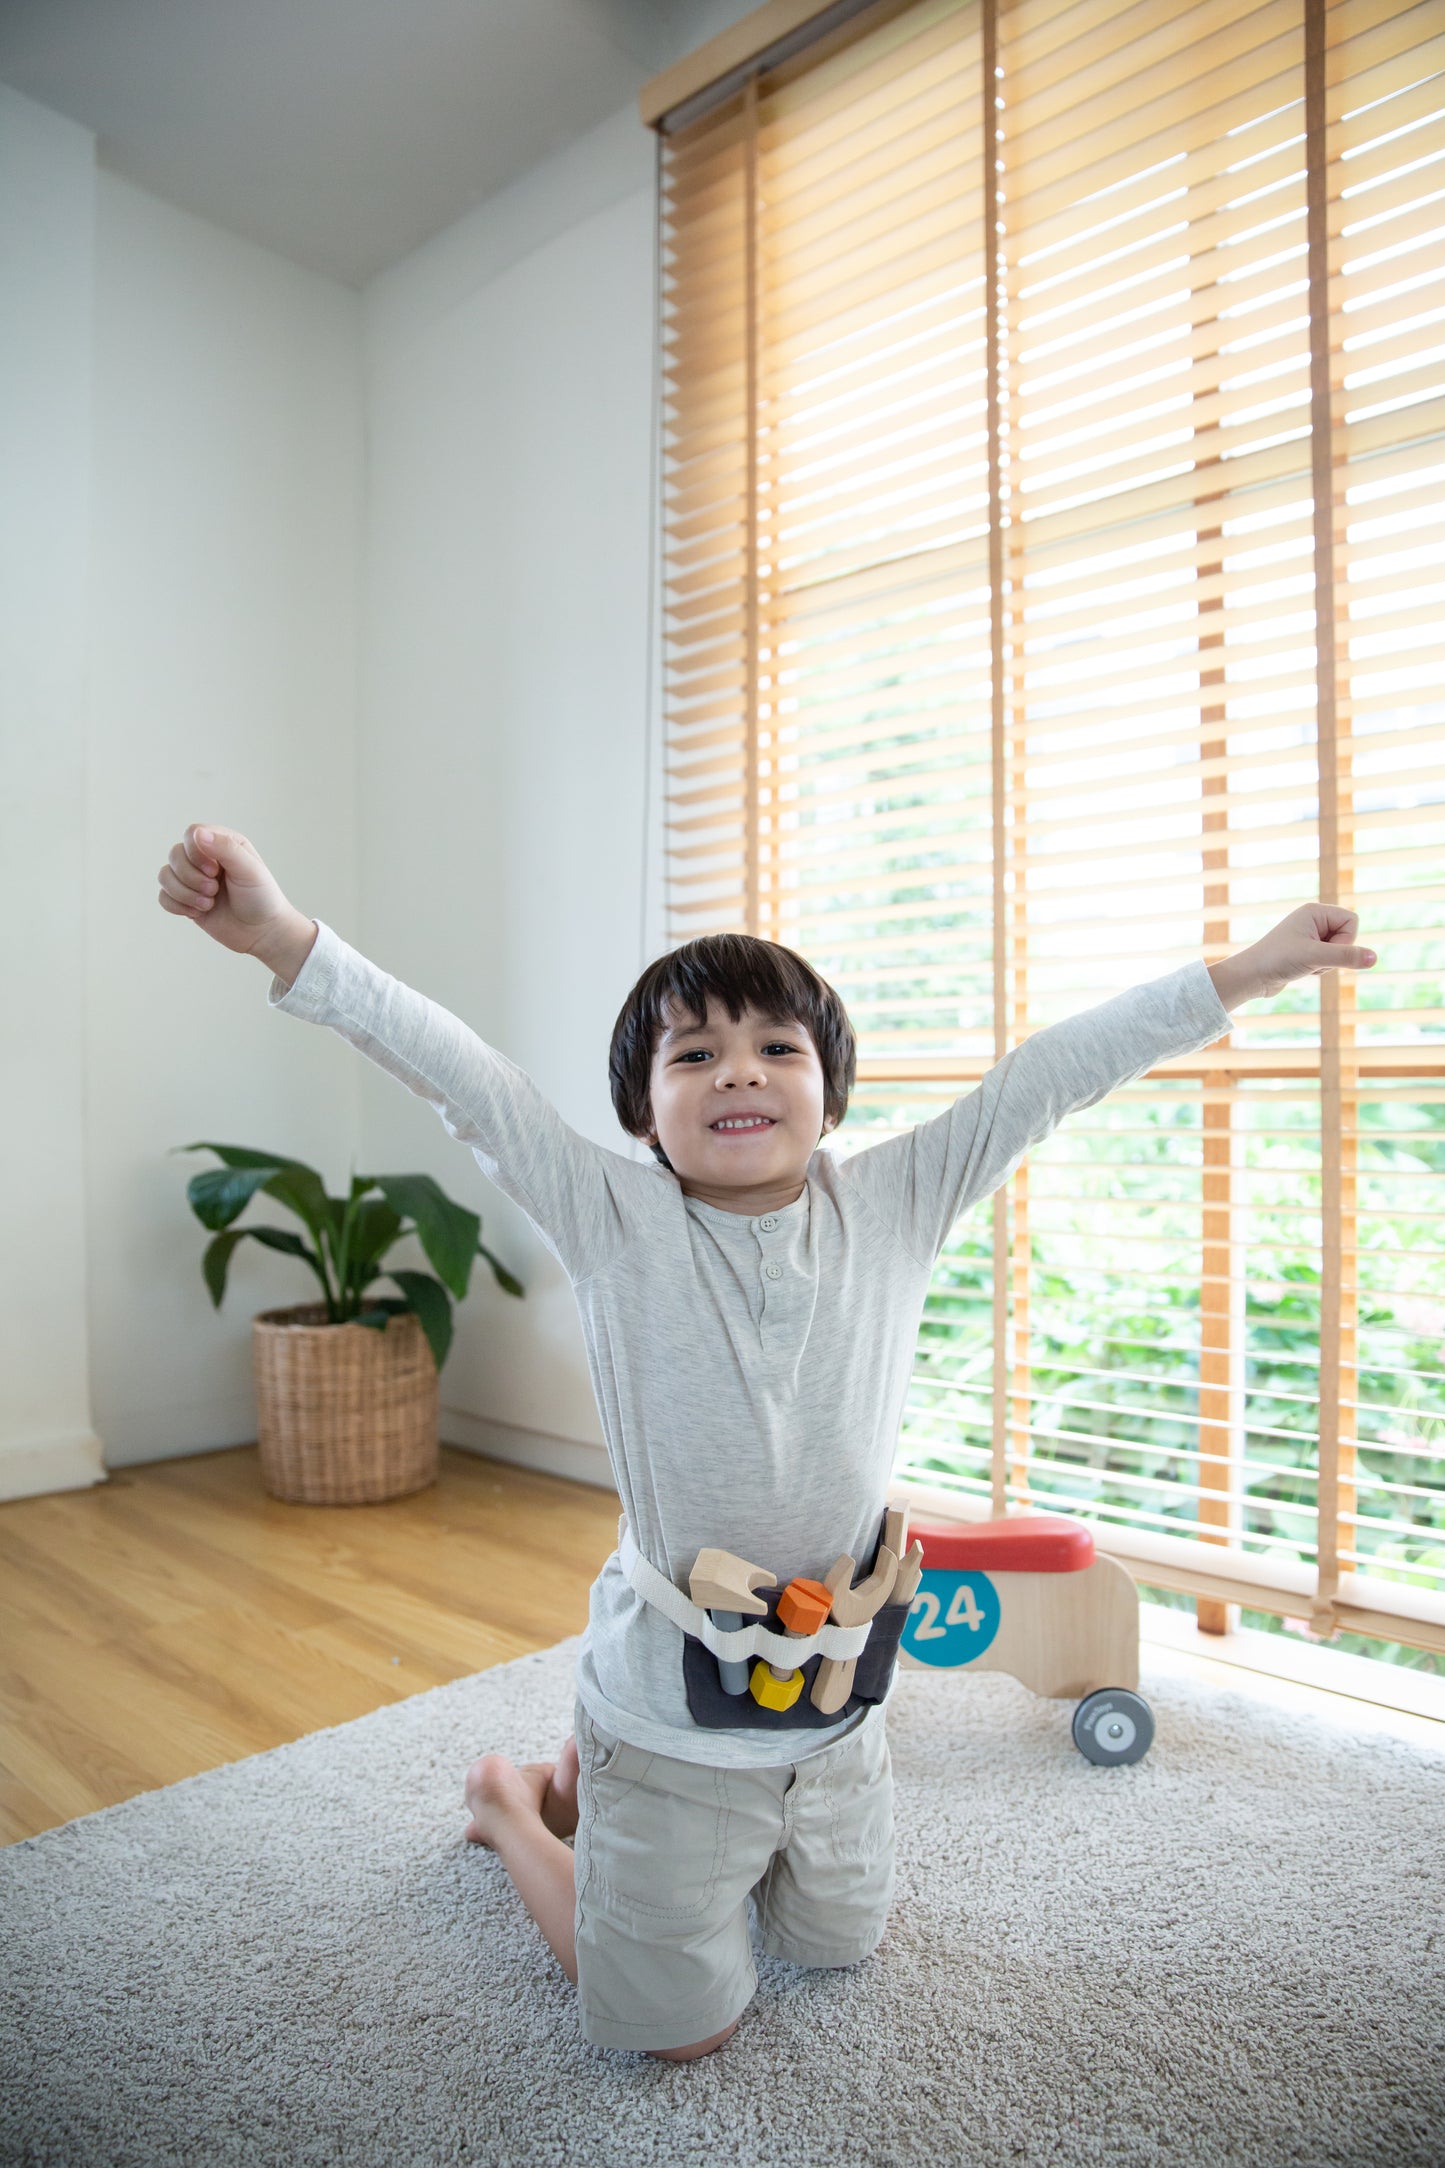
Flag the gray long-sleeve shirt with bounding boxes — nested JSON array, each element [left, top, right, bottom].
[[269, 923, 1233, 1767]]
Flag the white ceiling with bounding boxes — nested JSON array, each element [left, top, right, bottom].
[[0, 0, 745, 286]]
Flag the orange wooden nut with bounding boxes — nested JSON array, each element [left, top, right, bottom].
[[776, 1577, 834, 1635]]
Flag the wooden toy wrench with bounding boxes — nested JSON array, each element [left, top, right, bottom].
[[809, 1507, 922, 1715]]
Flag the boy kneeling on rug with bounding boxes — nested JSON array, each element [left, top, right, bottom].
[[158, 823, 1376, 2060]]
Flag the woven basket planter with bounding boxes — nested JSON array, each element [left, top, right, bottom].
[[251, 1302, 439, 1504]]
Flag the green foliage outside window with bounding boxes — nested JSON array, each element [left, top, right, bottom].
[[848, 1092, 1445, 1678]]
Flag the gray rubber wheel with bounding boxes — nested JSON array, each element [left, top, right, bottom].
[[1072, 1687, 1154, 1766]]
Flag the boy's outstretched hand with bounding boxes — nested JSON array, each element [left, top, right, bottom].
[[1209, 902, 1377, 1010], [156, 824, 315, 982]]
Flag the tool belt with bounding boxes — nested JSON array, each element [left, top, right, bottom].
[[617, 1509, 923, 1733]]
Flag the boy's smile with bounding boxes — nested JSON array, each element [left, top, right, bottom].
[[642, 998, 836, 1215]]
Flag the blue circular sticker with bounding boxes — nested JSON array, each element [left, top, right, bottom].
[[901, 1569, 1001, 1668]]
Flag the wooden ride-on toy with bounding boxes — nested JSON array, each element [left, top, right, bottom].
[[897, 1512, 1154, 1765]]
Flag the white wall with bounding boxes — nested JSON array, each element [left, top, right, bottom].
[[88, 174, 363, 1469], [0, 79, 364, 1495], [360, 104, 663, 1486], [0, 88, 103, 1500]]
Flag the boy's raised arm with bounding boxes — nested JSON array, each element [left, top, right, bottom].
[[836, 903, 1377, 1269], [157, 823, 629, 1280]]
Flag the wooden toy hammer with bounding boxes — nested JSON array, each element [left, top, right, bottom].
[[690, 1547, 775, 1695]]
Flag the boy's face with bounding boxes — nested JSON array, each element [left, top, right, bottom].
[[642, 997, 836, 1209]]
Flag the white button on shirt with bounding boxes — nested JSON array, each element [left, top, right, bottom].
[[759, 1215, 779, 1231], [764, 1262, 783, 1280]]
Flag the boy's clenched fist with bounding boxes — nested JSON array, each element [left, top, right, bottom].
[[156, 825, 315, 984], [1208, 902, 1377, 1009]]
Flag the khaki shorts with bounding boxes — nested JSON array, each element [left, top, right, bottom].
[[571, 1695, 895, 2053]]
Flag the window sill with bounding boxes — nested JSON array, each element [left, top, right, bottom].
[[1138, 1599, 1445, 1748]]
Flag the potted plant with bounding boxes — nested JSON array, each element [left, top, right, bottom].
[[172, 1141, 524, 1505]]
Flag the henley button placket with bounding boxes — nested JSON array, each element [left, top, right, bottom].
[[754, 1208, 799, 1339]]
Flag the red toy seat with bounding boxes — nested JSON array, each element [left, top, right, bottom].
[[910, 1513, 1094, 1575]]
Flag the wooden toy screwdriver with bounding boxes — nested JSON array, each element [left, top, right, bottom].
[[751, 1576, 836, 1710]]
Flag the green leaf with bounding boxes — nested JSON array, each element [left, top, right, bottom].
[[352, 1300, 408, 1331], [201, 1228, 247, 1308], [171, 1143, 338, 1246], [381, 1269, 453, 1371], [265, 1166, 343, 1246], [246, 1226, 313, 1260], [184, 1164, 281, 1232], [200, 1224, 328, 1309], [371, 1174, 479, 1301], [248, 1225, 332, 1304], [344, 1198, 404, 1274], [478, 1240, 525, 1299]]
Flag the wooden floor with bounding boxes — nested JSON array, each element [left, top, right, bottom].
[[0, 1446, 621, 1846]]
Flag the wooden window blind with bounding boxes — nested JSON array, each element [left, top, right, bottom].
[[647, 0, 1445, 1657]]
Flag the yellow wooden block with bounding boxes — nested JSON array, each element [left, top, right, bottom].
[[749, 1660, 803, 1710]]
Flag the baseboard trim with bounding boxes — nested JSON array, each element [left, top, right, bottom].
[[0, 1430, 107, 1504], [440, 1410, 617, 1494]]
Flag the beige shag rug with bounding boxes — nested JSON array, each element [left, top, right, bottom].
[[2, 1635, 1442, 2168]]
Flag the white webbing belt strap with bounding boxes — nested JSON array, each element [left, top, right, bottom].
[[617, 1518, 873, 1667]]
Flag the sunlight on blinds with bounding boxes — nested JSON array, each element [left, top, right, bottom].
[[664, 0, 996, 1056], [655, 0, 1445, 1653]]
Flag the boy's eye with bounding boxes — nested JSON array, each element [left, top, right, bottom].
[[673, 1042, 798, 1063]]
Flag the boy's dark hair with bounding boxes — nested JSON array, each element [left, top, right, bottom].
[[609, 932, 857, 1168]]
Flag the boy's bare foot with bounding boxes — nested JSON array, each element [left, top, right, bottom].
[[463, 1736, 580, 1847], [463, 1754, 551, 1847], [540, 1735, 580, 1840]]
